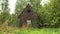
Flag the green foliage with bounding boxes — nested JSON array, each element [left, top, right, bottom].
[[0, 11, 9, 25], [36, 0, 60, 27], [0, 28, 60, 34], [0, 0, 9, 25], [0, 0, 60, 27], [14, 0, 60, 27], [8, 14, 19, 27], [15, 0, 27, 15], [1, 0, 9, 11]]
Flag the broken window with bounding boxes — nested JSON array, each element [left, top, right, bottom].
[[27, 10, 30, 13]]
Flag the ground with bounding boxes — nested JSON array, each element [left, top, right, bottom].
[[0, 27, 60, 34]]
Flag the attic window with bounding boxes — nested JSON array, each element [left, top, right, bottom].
[[27, 10, 30, 13]]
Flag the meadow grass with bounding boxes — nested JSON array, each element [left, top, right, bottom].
[[0, 28, 60, 34]]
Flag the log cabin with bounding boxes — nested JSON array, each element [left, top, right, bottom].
[[18, 4, 39, 28]]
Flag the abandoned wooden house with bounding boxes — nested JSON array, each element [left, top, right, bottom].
[[18, 4, 39, 28]]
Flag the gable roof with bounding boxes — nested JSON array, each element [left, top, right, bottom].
[[18, 4, 33, 18]]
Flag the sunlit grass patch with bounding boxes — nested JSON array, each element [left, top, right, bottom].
[[0, 28, 60, 34]]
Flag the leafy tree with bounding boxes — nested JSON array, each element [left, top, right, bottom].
[[39, 0, 60, 27], [0, 0, 9, 25], [15, 0, 28, 15]]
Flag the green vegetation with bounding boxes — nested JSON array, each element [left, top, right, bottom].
[[0, 0, 60, 34], [0, 0, 60, 27], [0, 28, 60, 34]]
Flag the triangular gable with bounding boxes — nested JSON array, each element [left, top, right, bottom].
[[18, 4, 33, 18]]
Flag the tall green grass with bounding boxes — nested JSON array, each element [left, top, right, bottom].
[[0, 28, 60, 34]]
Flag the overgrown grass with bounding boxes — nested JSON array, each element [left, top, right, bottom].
[[0, 28, 60, 34]]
